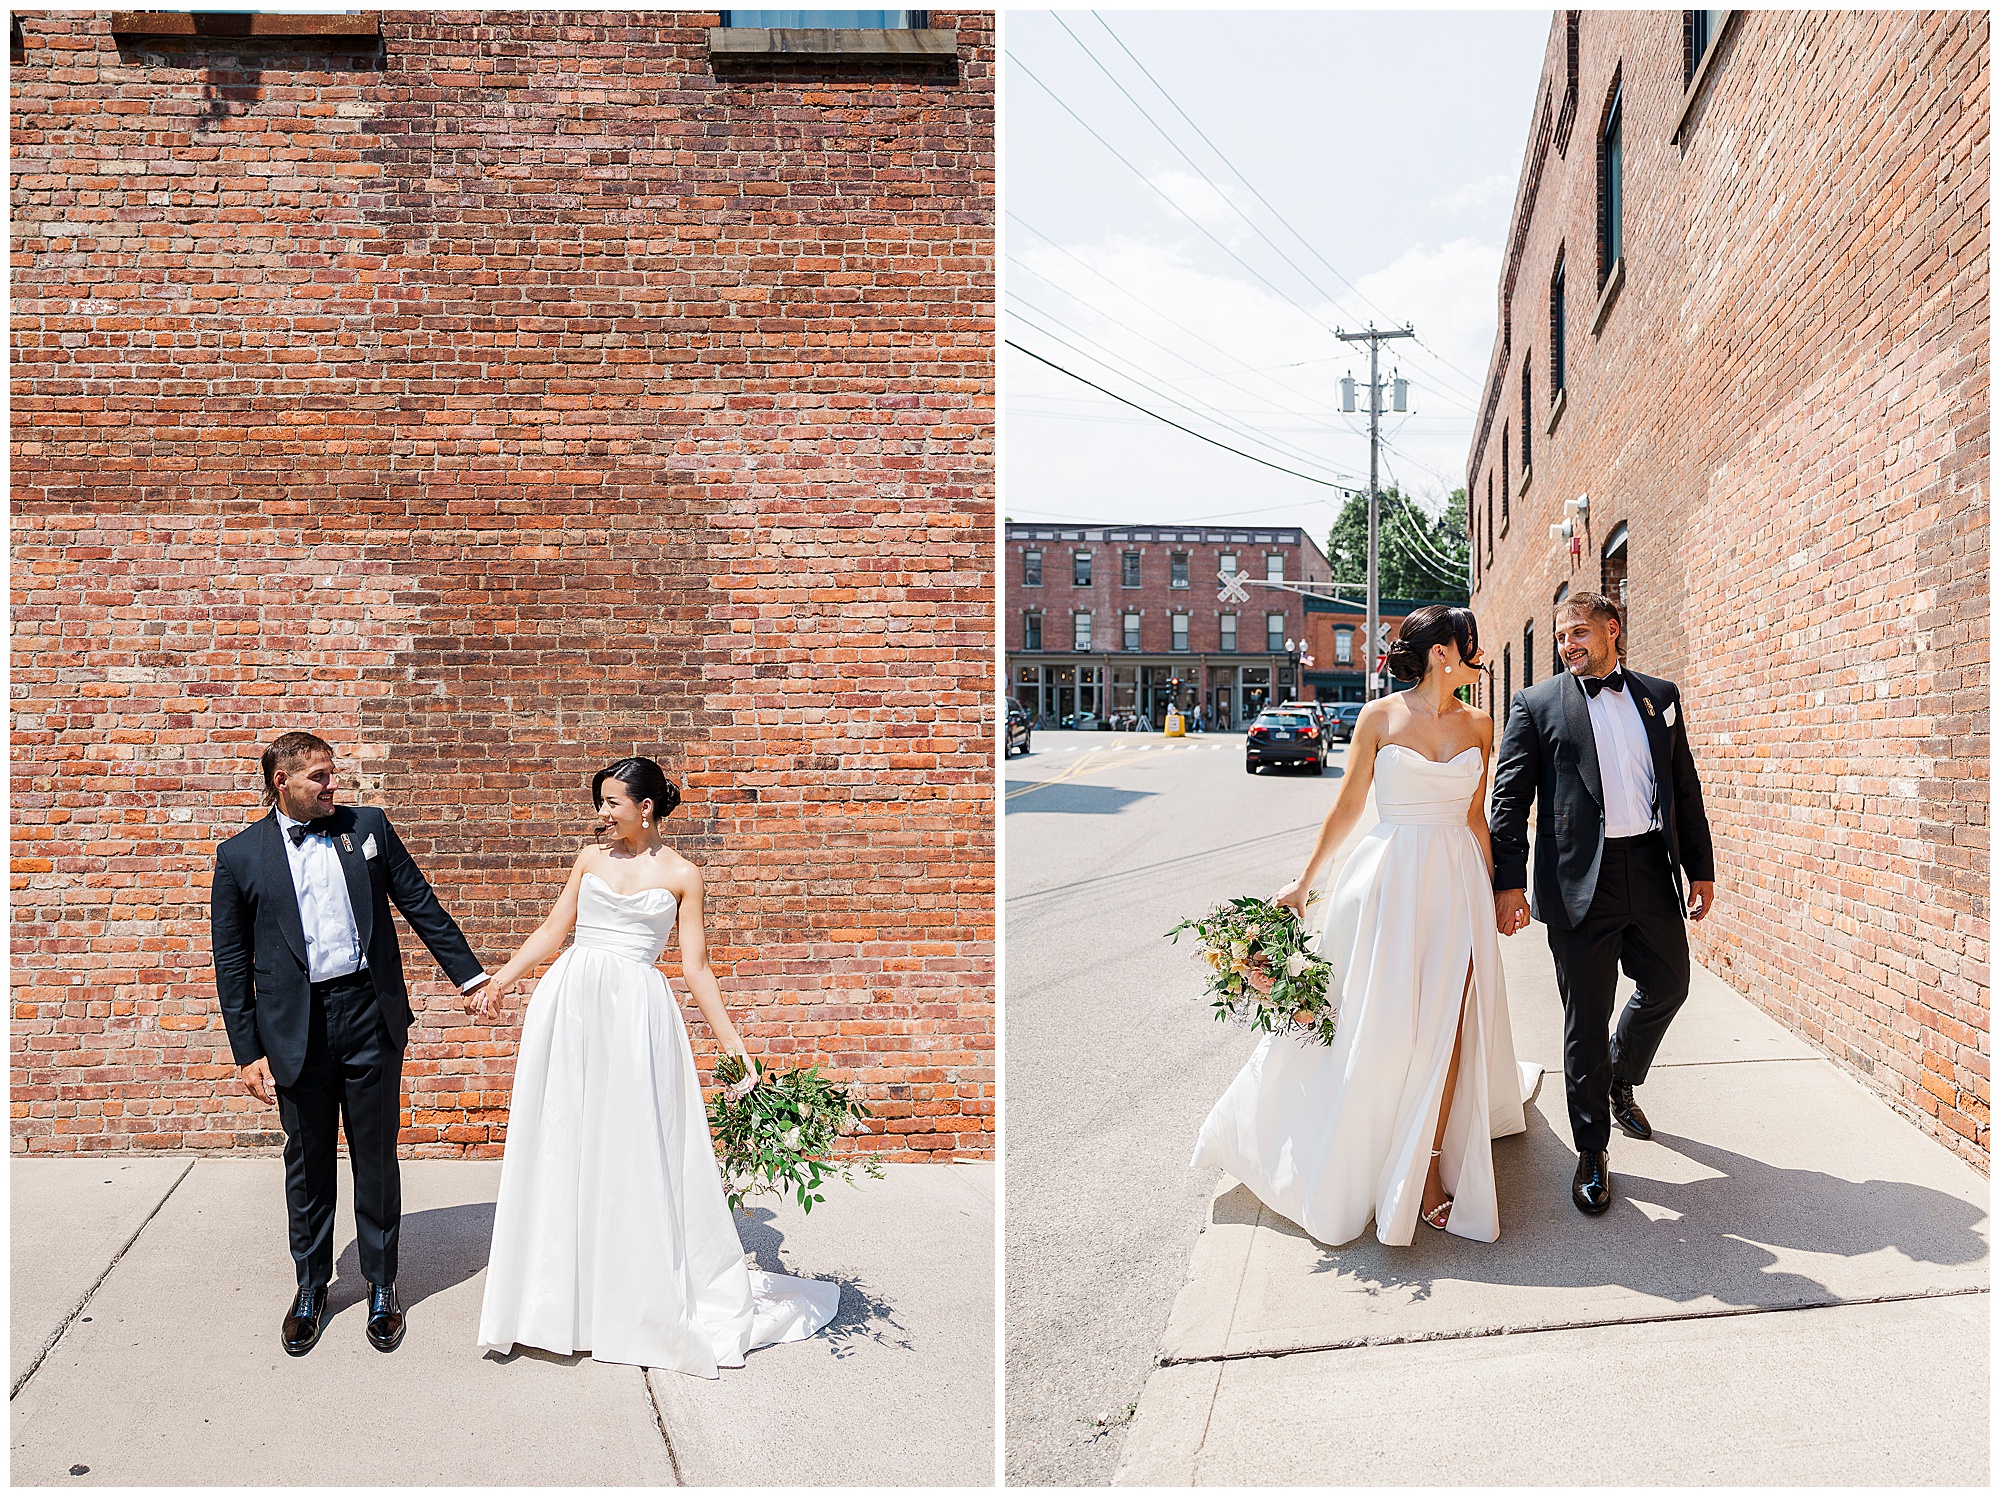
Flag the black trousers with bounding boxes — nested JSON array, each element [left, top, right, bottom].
[[1545, 831, 1691, 1154], [274, 972, 404, 1291]]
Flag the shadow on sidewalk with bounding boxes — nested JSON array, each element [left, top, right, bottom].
[[1227, 1106, 1988, 1310], [328, 1200, 497, 1319], [737, 1205, 914, 1361]]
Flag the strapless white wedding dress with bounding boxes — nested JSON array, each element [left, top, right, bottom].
[[1193, 743, 1542, 1245], [478, 872, 839, 1375]]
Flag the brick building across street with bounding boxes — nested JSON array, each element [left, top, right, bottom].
[[1004, 523, 1333, 729], [10, 12, 994, 1160], [1468, 11, 1987, 1166]]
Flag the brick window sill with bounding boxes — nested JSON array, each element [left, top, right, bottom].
[[708, 27, 956, 58], [111, 11, 380, 37], [1590, 258, 1625, 337], [1517, 463, 1533, 501], [1547, 387, 1567, 435]]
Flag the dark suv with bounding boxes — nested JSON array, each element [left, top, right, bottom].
[[1245, 709, 1327, 774], [1328, 702, 1365, 742], [1006, 699, 1032, 758]]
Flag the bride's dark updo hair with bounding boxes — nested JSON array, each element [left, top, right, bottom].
[[591, 756, 682, 822], [1386, 605, 1481, 683]]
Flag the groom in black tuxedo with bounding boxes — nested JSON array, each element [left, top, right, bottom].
[[211, 731, 489, 1355], [1489, 594, 1716, 1216]]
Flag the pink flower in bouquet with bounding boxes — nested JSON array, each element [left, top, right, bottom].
[[1245, 965, 1275, 994]]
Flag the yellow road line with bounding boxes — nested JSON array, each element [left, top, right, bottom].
[[1005, 748, 1111, 801]]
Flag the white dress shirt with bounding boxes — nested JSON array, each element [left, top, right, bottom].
[[276, 810, 367, 983], [1583, 674, 1660, 838]]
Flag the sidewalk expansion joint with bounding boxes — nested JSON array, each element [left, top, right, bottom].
[[1154, 1283, 1990, 1368], [643, 1369, 685, 1486], [11, 1157, 197, 1400]]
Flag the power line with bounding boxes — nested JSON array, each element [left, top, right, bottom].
[[1007, 339, 1365, 496], [1009, 305, 1367, 483]]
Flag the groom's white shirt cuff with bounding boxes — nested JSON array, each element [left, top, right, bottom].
[[461, 973, 490, 991]]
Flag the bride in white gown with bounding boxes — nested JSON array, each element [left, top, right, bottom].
[[1194, 607, 1541, 1245], [473, 756, 838, 1375]]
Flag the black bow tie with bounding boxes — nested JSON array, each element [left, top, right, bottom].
[[1581, 670, 1627, 698], [287, 818, 337, 847]]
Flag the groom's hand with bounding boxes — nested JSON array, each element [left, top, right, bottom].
[[236, 1057, 275, 1107], [1494, 889, 1531, 936], [1688, 881, 1716, 922]]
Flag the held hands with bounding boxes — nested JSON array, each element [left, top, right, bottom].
[[1495, 889, 1531, 936], [464, 974, 514, 1022], [236, 1057, 276, 1107], [1688, 881, 1717, 922]]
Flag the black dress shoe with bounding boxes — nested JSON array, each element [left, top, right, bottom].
[[365, 1282, 405, 1353], [1609, 1079, 1653, 1140], [281, 1286, 327, 1357], [1572, 1150, 1612, 1215]]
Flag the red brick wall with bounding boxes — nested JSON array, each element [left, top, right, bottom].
[[1470, 12, 1988, 1167], [10, 11, 994, 1160]]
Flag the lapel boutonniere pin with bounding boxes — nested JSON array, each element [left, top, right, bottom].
[[1641, 698, 1655, 717], [341, 833, 354, 853]]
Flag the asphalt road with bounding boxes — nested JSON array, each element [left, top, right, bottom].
[[1003, 727, 1373, 1487]]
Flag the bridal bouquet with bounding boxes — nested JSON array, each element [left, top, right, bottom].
[[708, 1055, 886, 1215], [1166, 894, 1338, 1046]]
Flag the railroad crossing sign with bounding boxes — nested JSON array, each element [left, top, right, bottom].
[[1217, 569, 1250, 604]]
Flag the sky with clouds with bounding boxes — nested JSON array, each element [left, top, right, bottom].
[[1003, 9, 1555, 540]]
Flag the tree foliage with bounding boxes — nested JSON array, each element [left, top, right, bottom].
[[1324, 487, 1470, 604]]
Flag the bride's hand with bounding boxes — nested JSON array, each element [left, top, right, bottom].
[[468, 977, 511, 1021], [724, 1054, 759, 1101], [1273, 878, 1311, 921]]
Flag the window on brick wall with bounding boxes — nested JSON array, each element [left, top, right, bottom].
[[1501, 425, 1509, 516], [1336, 628, 1353, 664], [1219, 614, 1238, 653], [1266, 614, 1285, 653], [1519, 357, 1532, 480], [1219, 552, 1238, 584], [1122, 551, 1141, 587], [1074, 612, 1092, 652], [1550, 252, 1567, 398], [1598, 78, 1624, 288], [1502, 644, 1512, 726], [724, 10, 926, 25], [1022, 549, 1042, 587], [1523, 618, 1535, 687], [1485, 479, 1494, 567], [1024, 611, 1043, 650], [1265, 553, 1283, 582], [1170, 552, 1189, 588], [1687, 9, 1728, 83], [1603, 520, 1630, 626], [1171, 613, 1189, 651], [1552, 583, 1568, 675], [1123, 612, 1141, 651], [1073, 551, 1092, 586]]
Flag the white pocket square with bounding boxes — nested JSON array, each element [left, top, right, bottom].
[[362, 834, 379, 860], [1663, 704, 1677, 727]]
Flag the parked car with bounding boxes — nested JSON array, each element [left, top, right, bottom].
[[1006, 699, 1032, 758], [1059, 711, 1103, 731], [1328, 702, 1365, 742], [1245, 709, 1327, 774]]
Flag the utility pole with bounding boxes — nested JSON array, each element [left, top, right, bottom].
[[1338, 322, 1414, 700]]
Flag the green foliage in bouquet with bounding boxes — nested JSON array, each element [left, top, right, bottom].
[[1166, 894, 1339, 1046], [708, 1054, 886, 1214]]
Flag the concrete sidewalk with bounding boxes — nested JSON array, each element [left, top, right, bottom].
[[1115, 936, 1990, 1485], [10, 1159, 993, 1487]]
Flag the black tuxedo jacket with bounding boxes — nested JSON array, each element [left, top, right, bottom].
[[1489, 667, 1715, 931], [210, 805, 482, 1087]]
